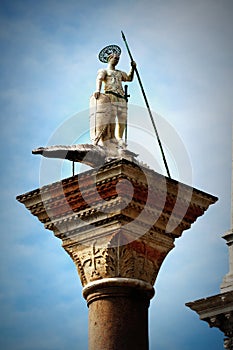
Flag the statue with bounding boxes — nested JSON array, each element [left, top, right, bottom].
[[32, 33, 170, 177], [90, 45, 136, 147], [33, 44, 138, 169]]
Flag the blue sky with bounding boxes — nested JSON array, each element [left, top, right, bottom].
[[0, 0, 232, 349]]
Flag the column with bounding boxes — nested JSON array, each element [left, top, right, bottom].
[[17, 159, 217, 349]]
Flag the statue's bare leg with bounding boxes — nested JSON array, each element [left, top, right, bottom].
[[110, 105, 117, 141], [117, 110, 127, 140]]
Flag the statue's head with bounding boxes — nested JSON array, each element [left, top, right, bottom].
[[107, 53, 120, 65], [98, 45, 121, 63]]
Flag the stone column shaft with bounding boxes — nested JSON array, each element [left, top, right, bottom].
[[83, 278, 154, 350]]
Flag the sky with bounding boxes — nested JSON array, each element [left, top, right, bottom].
[[0, 0, 232, 349]]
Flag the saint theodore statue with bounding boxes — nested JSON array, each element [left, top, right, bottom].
[[90, 45, 136, 147], [33, 43, 139, 169]]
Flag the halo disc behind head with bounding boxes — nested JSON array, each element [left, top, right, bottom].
[[98, 45, 121, 63]]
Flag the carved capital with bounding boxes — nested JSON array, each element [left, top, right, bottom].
[[17, 159, 217, 290], [64, 231, 173, 287], [186, 291, 233, 344]]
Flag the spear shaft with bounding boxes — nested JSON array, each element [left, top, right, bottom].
[[121, 31, 171, 178]]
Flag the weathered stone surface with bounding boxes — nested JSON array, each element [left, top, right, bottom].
[[85, 278, 153, 350], [32, 144, 106, 167], [32, 143, 138, 168], [17, 158, 217, 350], [186, 229, 233, 349], [186, 291, 233, 349], [17, 159, 217, 288]]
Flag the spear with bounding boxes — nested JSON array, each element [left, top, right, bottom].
[[121, 31, 171, 178]]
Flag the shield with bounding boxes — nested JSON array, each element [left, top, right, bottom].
[[90, 93, 112, 145]]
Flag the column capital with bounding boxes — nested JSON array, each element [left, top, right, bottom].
[[17, 159, 217, 289], [186, 291, 233, 341]]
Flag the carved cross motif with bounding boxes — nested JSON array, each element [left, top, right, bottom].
[[81, 242, 104, 279]]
